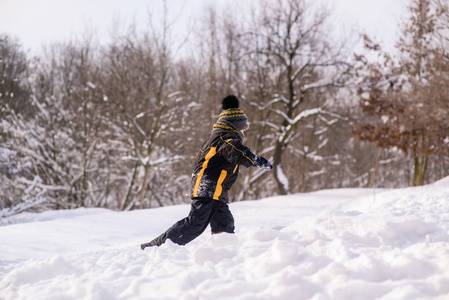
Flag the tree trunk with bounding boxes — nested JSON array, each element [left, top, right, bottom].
[[138, 164, 151, 207], [120, 162, 139, 210], [300, 151, 308, 193], [273, 141, 289, 195], [413, 152, 428, 186], [368, 149, 382, 188]]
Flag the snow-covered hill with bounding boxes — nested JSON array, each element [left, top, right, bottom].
[[1, 181, 449, 300]]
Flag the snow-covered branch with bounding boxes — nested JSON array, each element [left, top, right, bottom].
[[249, 97, 283, 111], [273, 107, 322, 127], [0, 190, 47, 219], [256, 120, 281, 131], [18, 177, 70, 192]]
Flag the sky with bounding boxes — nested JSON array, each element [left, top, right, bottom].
[[0, 0, 406, 55]]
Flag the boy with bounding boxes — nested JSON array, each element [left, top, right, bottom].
[[141, 95, 272, 249]]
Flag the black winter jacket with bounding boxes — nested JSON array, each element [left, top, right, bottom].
[[190, 129, 257, 202]]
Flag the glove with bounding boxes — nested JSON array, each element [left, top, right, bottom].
[[254, 156, 273, 170]]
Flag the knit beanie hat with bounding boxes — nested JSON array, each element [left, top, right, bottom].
[[217, 95, 249, 131]]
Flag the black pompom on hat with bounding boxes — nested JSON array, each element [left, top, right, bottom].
[[222, 95, 240, 110], [218, 95, 249, 131]]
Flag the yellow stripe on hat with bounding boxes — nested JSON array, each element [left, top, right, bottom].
[[212, 122, 240, 134], [219, 108, 247, 120]]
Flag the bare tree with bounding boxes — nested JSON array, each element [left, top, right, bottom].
[[101, 15, 192, 210], [243, 0, 352, 194], [0, 34, 32, 118], [354, 0, 449, 186]]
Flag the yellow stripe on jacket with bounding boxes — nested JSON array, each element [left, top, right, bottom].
[[193, 147, 216, 198], [213, 170, 227, 200]]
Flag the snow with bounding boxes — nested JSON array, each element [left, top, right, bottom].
[[1, 181, 449, 300]]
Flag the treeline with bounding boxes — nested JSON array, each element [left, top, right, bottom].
[[1, 0, 448, 216]]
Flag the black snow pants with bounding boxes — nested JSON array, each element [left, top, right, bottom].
[[141, 198, 235, 249]]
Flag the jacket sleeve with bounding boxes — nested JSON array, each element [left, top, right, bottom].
[[218, 135, 257, 168]]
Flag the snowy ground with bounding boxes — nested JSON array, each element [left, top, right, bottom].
[[1, 180, 449, 300]]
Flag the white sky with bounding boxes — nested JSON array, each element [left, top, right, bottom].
[[0, 0, 406, 55]]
